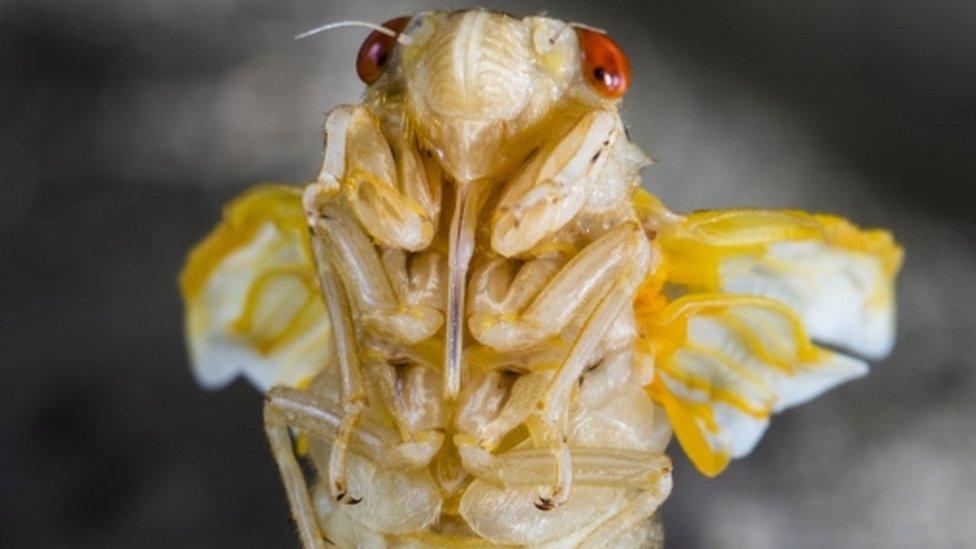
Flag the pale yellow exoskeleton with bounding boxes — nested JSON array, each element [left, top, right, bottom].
[[179, 9, 902, 548]]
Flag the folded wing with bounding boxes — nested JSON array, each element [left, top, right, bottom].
[[640, 293, 866, 476], [635, 189, 903, 476], [179, 185, 330, 390]]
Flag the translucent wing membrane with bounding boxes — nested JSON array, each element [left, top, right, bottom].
[[636, 189, 902, 476], [639, 294, 866, 476], [180, 185, 330, 390], [652, 203, 903, 358]]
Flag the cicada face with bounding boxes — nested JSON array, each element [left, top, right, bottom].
[[365, 10, 617, 184]]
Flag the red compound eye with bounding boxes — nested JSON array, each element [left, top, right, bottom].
[[356, 16, 411, 84], [576, 28, 631, 99]]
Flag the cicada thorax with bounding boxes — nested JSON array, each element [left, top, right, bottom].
[[294, 92, 671, 545]]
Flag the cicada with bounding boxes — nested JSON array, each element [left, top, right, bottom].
[[179, 9, 902, 548]]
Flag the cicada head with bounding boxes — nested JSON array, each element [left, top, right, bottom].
[[362, 10, 632, 185]]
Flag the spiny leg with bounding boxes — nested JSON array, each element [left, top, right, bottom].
[[465, 224, 652, 509], [531, 280, 639, 509], [304, 175, 451, 500], [530, 225, 652, 493]]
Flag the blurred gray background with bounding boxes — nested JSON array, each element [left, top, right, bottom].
[[2, 0, 974, 547]]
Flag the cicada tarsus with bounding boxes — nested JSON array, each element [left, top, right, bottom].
[[179, 9, 903, 548]]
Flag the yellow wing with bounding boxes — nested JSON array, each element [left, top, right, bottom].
[[635, 189, 903, 476], [179, 184, 330, 390]]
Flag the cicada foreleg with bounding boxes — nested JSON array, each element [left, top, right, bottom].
[[307, 202, 444, 345], [313, 104, 440, 252], [490, 109, 620, 257]]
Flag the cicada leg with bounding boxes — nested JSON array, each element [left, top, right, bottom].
[[305, 199, 444, 345], [530, 283, 635, 509], [303, 187, 447, 503], [466, 222, 652, 509], [263, 387, 388, 549], [490, 109, 620, 257], [364, 358, 445, 465], [469, 222, 649, 352], [264, 383, 446, 548], [459, 446, 671, 492], [297, 208, 367, 506], [315, 104, 440, 252], [454, 369, 555, 450], [457, 446, 672, 545]]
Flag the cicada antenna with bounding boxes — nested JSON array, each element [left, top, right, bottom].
[[567, 22, 606, 34], [295, 20, 413, 45]]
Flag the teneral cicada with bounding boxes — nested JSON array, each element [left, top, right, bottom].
[[179, 9, 902, 547]]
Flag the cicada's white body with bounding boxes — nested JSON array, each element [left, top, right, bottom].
[[180, 8, 902, 548]]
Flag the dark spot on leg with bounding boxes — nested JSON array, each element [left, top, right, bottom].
[[534, 497, 555, 511]]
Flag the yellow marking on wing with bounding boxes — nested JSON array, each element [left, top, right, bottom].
[[229, 265, 320, 355], [813, 214, 903, 276], [636, 287, 852, 476], [657, 356, 771, 420], [647, 376, 729, 477], [653, 207, 902, 291], [179, 183, 331, 389], [180, 184, 309, 300]]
